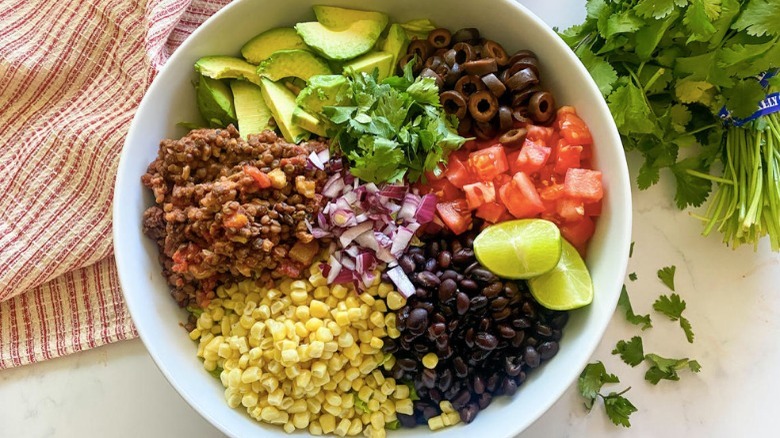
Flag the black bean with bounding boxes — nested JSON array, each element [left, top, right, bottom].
[[452, 247, 475, 264], [459, 278, 478, 291], [429, 388, 443, 403], [429, 241, 440, 257], [424, 258, 439, 272], [511, 331, 526, 348], [438, 251, 452, 268], [399, 255, 415, 274], [492, 307, 512, 321], [535, 323, 553, 338], [438, 278, 457, 301], [398, 357, 417, 371], [456, 292, 470, 315], [473, 375, 486, 394], [475, 332, 498, 350], [502, 377, 519, 396], [422, 406, 438, 421], [512, 317, 531, 329], [464, 261, 481, 275], [460, 403, 480, 424], [407, 308, 429, 334], [491, 297, 509, 311], [412, 253, 426, 266], [417, 302, 434, 313], [415, 288, 430, 299], [440, 269, 459, 281], [522, 301, 537, 319], [524, 346, 541, 368], [505, 357, 523, 376], [464, 328, 476, 348], [551, 329, 563, 341], [435, 333, 449, 350], [422, 368, 437, 389], [525, 336, 538, 347], [482, 282, 503, 298], [398, 413, 417, 428], [477, 392, 492, 409], [471, 268, 498, 283], [538, 341, 559, 360], [452, 389, 472, 410], [486, 374, 500, 393], [439, 368, 453, 392], [447, 319, 459, 332], [453, 357, 469, 377], [417, 271, 441, 288], [470, 295, 488, 311], [498, 324, 515, 339], [551, 312, 569, 329], [428, 322, 446, 339], [382, 338, 398, 353]]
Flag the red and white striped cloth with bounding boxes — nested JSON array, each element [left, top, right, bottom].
[[0, 0, 231, 369]]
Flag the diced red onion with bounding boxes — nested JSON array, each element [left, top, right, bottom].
[[356, 252, 377, 274], [390, 227, 415, 257], [341, 257, 356, 271], [326, 256, 342, 284], [365, 183, 379, 193], [416, 194, 438, 223], [355, 232, 380, 251], [322, 174, 345, 198], [345, 245, 361, 258], [387, 266, 415, 298], [317, 148, 330, 164], [379, 185, 407, 200], [332, 268, 355, 284], [331, 209, 357, 227], [398, 193, 422, 220], [339, 221, 373, 247], [308, 151, 325, 170]]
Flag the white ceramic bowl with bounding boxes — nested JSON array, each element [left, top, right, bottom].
[[113, 0, 632, 436]]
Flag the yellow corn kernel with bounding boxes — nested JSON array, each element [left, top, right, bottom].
[[393, 384, 410, 400], [262, 375, 279, 393], [240, 366, 260, 383], [324, 341, 339, 353], [369, 337, 384, 350], [359, 293, 376, 306], [282, 421, 295, 434], [313, 285, 330, 299], [281, 349, 299, 364], [241, 392, 258, 408], [323, 402, 342, 416], [311, 360, 328, 378], [325, 391, 342, 406], [290, 289, 309, 305], [310, 300, 329, 318], [333, 311, 350, 327], [370, 412, 385, 429], [309, 421, 324, 436], [443, 411, 461, 426], [295, 305, 310, 321], [377, 283, 394, 298], [309, 272, 327, 287], [351, 379, 364, 392], [368, 311, 385, 328], [380, 381, 395, 396], [325, 295, 339, 309], [189, 329, 201, 341], [373, 300, 387, 313], [367, 399, 381, 412], [387, 327, 401, 339], [428, 415, 445, 431], [308, 340, 325, 358], [382, 355, 396, 372], [347, 307, 362, 322], [345, 296, 360, 309], [211, 306, 225, 321], [305, 317, 324, 333], [334, 419, 351, 437], [315, 326, 333, 342], [292, 411, 310, 429], [331, 284, 349, 299], [347, 418, 363, 436], [422, 352, 439, 369], [385, 291, 405, 310], [371, 370, 386, 386]]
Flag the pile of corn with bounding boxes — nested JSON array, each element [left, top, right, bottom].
[[189, 263, 412, 437]]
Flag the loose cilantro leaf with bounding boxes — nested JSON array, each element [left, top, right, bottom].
[[653, 293, 695, 343], [644, 353, 702, 384], [618, 286, 653, 330], [603, 389, 638, 427], [629, 241, 635, 258], [656, 266, 677, 291], [629, 272, 638, 281], [578, 361, 620, 410], [731, 0, 780, 37], [612, 336, 645, 366]]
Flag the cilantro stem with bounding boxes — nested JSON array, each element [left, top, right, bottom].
[[642, 67, 665, 94], [685, 124, 718, 137], [685, 169, 734, 185]]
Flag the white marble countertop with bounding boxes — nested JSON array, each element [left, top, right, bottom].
[[3, 1, 780, 437]]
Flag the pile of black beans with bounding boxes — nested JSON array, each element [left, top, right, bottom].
[[382, 221, 568, 426]]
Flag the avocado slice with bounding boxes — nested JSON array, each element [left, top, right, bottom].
[[195, 56, 262, 86], [259, 77, 309, 143], [195, 75, 236, 128], [381, 24, 409, 73], [342, 51, 394, 81], [295, 20, 385, 61], [292, 107, 329, 137], [230, 80, 272, 139], [312, 5, 389, 31], [258, 49, 332, 82], [295, 74, 353, 115], [241, 27, 310, 64]]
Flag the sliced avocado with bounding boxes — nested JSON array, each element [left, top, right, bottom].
[[312, 5, 389, 31], [258, 49, 332, 82], [295, 74, 352, 115], [342, 51, 394, 81], [292, 107, 329, 137], [381, 24, 409, 72], [241, 27, 309, 64], [230, 80, 273, 139], [195, 75, 236, 128], [195, 56, 262, 86], [259, 78, 309, 143], [400, 18, 437, 40], [295, 20, 385, 61]]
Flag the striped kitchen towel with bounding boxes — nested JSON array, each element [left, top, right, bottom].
[[0, 0, 231, 368]]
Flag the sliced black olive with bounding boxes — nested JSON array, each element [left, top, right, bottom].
[[458, 116, 473, 137], [529, 91, 556, 123], [455, 75, 486, 99], [482, 40, 509, 66], [504, 67, 539, 92], [428, 28, 453, 49], [441, 90, 469, 119], [444, 63, 462, 87], [424, 56, 443, 71], [443, 49, 458, 67], [511, 85, 542, 107], [473, 120, 498, 140], [398, 53, 423, 75], [512, 107, 531, 124], [452, 27, 480, 44], [452, 42, 476, 65], [498, 128, 527, 147], [463, 58, 498, 76], [508, 56, 540, 77], [468, 90, 499, 122], [481, 73, 506, 98], [420, 68, 444, 89], [508, 50, 537, 63], [408, 39, 433, 60], [498, 106, 513, 132]]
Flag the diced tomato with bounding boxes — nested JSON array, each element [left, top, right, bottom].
[[426, 177, 462, 202], [526, 125, 554, 145], [539, 183, 565, 201], [585, 199, 602, 216], [499, 172, 545, 218], [463, 181, 496, 210], [444, 155, 477, 188], [560, 217, 596, 257], [223, 212, 249, 229], [556, 105, 577, 118], [558, 112, 593, 146], [509, 140, 552, 175], [171, 243, 200, 273], [475, 201, 507, 223], [437, 199, 473, 235], [469, 145, 509, 181], [554, 144, 583, 174], [244, 165, 271, 188], [564, 168, 603, 202], [557, 197, 585, 222], [276, 260, 304, 278]]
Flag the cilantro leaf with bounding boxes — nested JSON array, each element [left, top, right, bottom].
[[683, 0, 719, 43], [618, 286, 653, 330], [612, 336, 645, 366], [654, 292, 695, 343], [608, 81, 656, 134], [578, 361, 619, 410], [671, 157, 713, 208], [644, 353, 702, 384], [576, 46, 618, 96], [656, 266, 677, 291], [635, 0, 677, 19], [406, 77, 441, 106], [629, 241, 635, 258], [604, 10, 644, 38], [348, 136, 405, 183], [629, 272, 638, 281], [675, 78, 716, 106], [722, 78, 766, 118], [680, 316, 695, 343], [603, 389, 638, 427], [732, 0, 780, 37]]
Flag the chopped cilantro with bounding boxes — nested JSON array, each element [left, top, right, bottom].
[[644, 353, 701, 384], [656, 265, 677, 291], [354, 393, 370, 414], [653, 293, 695, 343], [612, 336, 645, 367], [618, 286, 653, 330], [186, 304, 204, 318], [628, 272, 638, 281], [578, 362, 636, 427], [386, 419, 401, 430]]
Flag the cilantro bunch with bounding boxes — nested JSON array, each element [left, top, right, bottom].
[[559, 0, 780, 231], [323, 64, 466, 183]]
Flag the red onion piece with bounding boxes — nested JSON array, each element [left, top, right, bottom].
[[416, 194, 438, 223], [308, 151, 325, 170], [339, 221, 373, 247], [387, 266, 415, 298], [398, 193, 422, 220], [379, 185, 408, 200], [391, 227, 415, 257]]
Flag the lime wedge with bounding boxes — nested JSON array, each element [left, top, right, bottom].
[[473, 219, 562, 279], [528, 239, 593, 310]]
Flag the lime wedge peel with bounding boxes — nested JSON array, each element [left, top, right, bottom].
[[528, 239, 594, 311], [473, 219, 562, 279]]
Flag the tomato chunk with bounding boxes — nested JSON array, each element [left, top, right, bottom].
[[475, 202, 507, 224], [509, 140, 551, 175], [463, 181, 496, 210], [436, 199, 473, 235], [554, 144, 583, 174], [499, 172, 545, 218], [469, 145, 509, 181], [244, 165, 271, 188], [557, 112, 593, 146], [564, 168, 603, 202], [560, 217, 595, 257], [444, 155, 477, 188], [526, 125, 554, 145], [557, 197, 585, 222]]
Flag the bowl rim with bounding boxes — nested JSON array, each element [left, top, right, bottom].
[[113, 0, 632, 436]]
